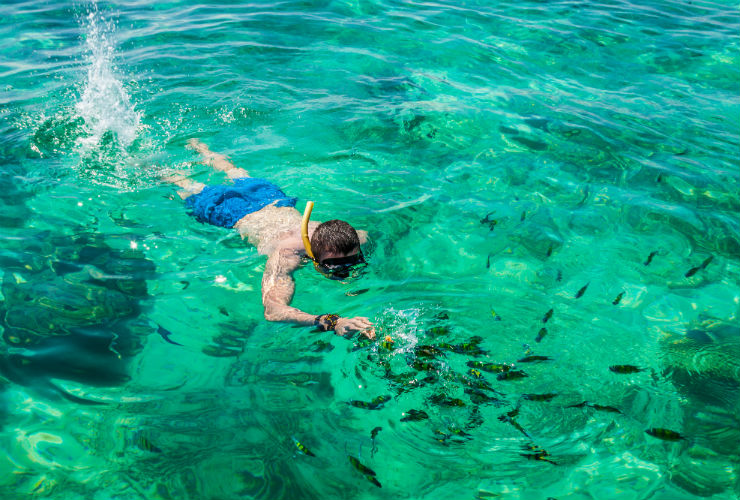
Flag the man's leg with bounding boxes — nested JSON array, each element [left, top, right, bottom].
[[187, 138, 250, 179]]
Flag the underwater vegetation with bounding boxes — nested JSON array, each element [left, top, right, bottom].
[[0, 230, 154, 401]]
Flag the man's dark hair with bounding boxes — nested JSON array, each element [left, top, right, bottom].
[[311, 219, 360, 263]]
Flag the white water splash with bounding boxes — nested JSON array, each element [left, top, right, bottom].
[[75, 8, 140, 150]]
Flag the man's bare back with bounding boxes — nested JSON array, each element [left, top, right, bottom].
[[164, 139, 374, 339]]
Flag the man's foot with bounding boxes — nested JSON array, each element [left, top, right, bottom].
[[187, 138, 250, 178], [186, 138, 210, 156]]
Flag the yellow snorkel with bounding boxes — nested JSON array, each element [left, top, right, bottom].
[[301, 201, 315, 260]]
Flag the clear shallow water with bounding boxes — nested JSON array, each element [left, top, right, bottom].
[[1, 0, 739, 498]]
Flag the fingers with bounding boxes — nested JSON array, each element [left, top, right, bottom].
[[334, 317, 375, 339]]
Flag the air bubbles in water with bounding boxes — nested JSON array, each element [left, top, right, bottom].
[[75, 7, 140, 151]]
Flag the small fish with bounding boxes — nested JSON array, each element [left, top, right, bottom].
[[480, 211, 497, 230], [521, 211, 526, 222], [427, 325, 450, 336], [644, 251, 658, 266], [430, 394, 466, 407], [380, 336, 394, 350], [566, 401, 589, 409], [218, 306, 229, 316], [645, 428, 686, 441], [349, 400, 374, 409], [371, 395, 391, 406], [486, 253, 492, 269], [400, 409, 429, 422], [685, 256, 714, 277], [477, 490, 501, 499], [157, 325, 183, 346], [542, 309, 553, 323], [556, 269, 562, 282], [490, 308, 502, 321], [612, 292, 624, 305], [521, 452, 557, 465], [517, 355, 552, 363], [348, 455, 377, 476], [465, 388, 503, 405], [411, 360, 438, 371], [535, 327, 548, 343], [348, 456, 382, 488], [590, 404, 621, 414], [293, 437, 316, 457], [609, 365, 644, 374], [135, 434, 162, 453], [467, 361, 511, 373], [466, 407, 485, 429], [521, 393, 557, 402], [497, 370, 528, 381], [414, 344, 444, 358], [656, 173, 663, 182], [370, 426, 382, 457], [179, 280, 190, 289], [442, 342, 487, 356], [575, 282, 589, 299], [546, 244, 553, 257], [345, 288, 369, 296], [685, 265, 701, 277]]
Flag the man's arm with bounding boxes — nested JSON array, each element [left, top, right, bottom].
[[261, 248, 375, 338]]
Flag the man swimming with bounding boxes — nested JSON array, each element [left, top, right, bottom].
[[164, 139, 375, 339]]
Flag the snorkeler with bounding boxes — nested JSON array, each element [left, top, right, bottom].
[[163, 139, 375, 339]]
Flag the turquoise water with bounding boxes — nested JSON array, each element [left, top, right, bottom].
[[1, 0, 739, 497]]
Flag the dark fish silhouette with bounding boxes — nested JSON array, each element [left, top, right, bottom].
[[349, 394, 391, 410], [414, 344, 445, 358], [497, 370, 528, 381], [644, 251, 658, 266], [612, 292, 624, 305], [430, 394, 466, 407], [480, 211, 498, 231], [411, 360, 439, 371], [575, 283, 589, 299], [371, 426, 382, 439], [465, 388, 503, 405], [609, 365, 644, 374], [535, 327, 548, 343], [591, 404, 621, 414], [400, 409, 429, 422], [542, 309, 553, 323], [521, 211, 526, 222], [546, 244, 553, 257], [566, 401, 621, 413], [685, 256, 714, 277], [517, 355, 552, 363], [645, 428, 686, 441], [522, 393, 557, 402], [467, 361, 512, 373], [157, 325, 183, 346]]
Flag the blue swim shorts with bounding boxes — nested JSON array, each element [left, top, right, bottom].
[[185, 177, 297, 228]]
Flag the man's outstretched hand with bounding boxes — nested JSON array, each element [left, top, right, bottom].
[[335, 316, 375, 339]]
